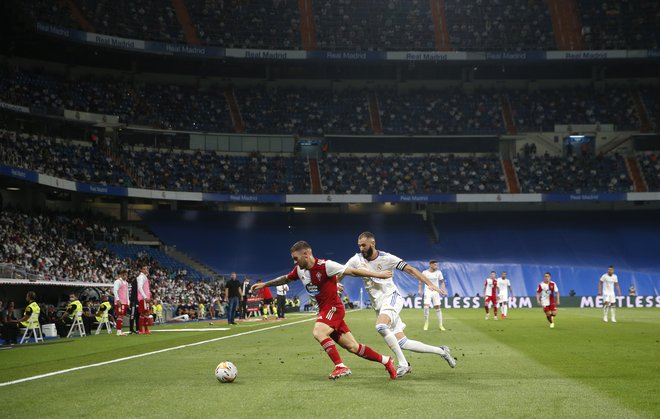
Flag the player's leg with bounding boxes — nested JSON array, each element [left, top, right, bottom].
[[395, 331, 456, 368], [610, 300, 616, 322], [493, 297, 498, 318], [432, 292, 444, 330], [603, 301, 609, 322], [376, 301, 410, 370], [423, 304, 430, 331], [337, 330, 396, 379], [312, 321, 348, 375], [484, 297, 490, 319]]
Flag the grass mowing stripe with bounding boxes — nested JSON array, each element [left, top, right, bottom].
[[0, 316, 316, 388]]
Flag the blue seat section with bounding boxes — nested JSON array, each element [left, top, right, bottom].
[[428, 211, 660, 297], [97, 243, 207, 281]]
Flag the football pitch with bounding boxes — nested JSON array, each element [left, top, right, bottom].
[[1, 308, 658, 418]]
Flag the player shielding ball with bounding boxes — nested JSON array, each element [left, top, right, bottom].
[[483, 271, 499, 320], [252, 240, 398, 380], [419, 260, 448, 330], [537, 272, 560, 328], [497, 271, 514, 319], [598, 265, 622, 323]]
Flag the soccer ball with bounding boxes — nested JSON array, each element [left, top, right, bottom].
[[215, 361, 238, 383]]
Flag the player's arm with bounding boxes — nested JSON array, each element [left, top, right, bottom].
[[508, 284, 514, 299], [615, 281, 622, 296], [597, 278, 603, 295], [536, 287, 542, 305], [402, 264, 441, 293], [440, 279, 448, 297], [137, 276, 149, 301], [342, 267, 392, 279], [483, 281, 487, 298], [555, 288, 560, 306], [113, 280, 120, 301], [251, 275, 293, 293]]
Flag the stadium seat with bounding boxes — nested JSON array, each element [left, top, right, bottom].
[[19, 313, 44, 344], [67, 312, 86, 338]]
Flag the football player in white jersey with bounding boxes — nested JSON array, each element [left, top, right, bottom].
[[598, 265, 621, 322], [343, 231, 456, 378], [497, 271, 514, 319], [419, 260, 448, 331]]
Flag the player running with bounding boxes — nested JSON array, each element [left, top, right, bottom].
[[483, 271, 499, 320], [497, 271, 514, 319], [536, 272, 560, 328], [419, 260, 447, 331], [252, 240, 398, 380], [343, 232, 456, 379], [598, 265, 621, 323]]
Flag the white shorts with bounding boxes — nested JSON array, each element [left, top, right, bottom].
[[375, 291, 407, 335], [602, 293, 616, 304], [499, 294, 509, 304], [423, 290, 441, 307]]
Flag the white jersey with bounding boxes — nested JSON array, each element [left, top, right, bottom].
[[484, 278, 498, 296], [600, 274, 618, 295], [498, 278, 511, 298], [422, 269, 443, 293], [345, 251, 406, 310]]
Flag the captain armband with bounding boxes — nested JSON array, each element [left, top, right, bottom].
[[395, 261, 408, 271]]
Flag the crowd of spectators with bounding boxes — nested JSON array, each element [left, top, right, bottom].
[[313, 0, 434, 51], [0, 128, 131, 186], [578, 0, 659, 50], [236, 86, 371, 136], [513, 152, 633, 193], [378, 89, 504, 135], [640, 87, 660, 131], [120, 149, 310, 193], [187, 0, 302, 49], [0, 209, 127, 283], [509, 87, 639, 132], [318, 154, 506, 194], [22, 0, 660, 51], [637, 153, 660, 192], [445, 0, 555, 51]]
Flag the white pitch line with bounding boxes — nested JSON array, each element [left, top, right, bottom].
[[151, 328, 231, 332], [0, 316, 316, 388]]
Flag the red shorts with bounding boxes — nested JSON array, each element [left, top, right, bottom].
[[317, 304, 350, 342], [139, 300, 151, 315], [115, 304, 128, 316], [543, 304, 557, 313], [485, 295, 498, 305]]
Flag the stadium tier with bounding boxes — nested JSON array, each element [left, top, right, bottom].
[[22, 0, 660, 51]]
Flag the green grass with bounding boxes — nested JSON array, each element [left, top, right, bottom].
[[1, 308, 659, 418]]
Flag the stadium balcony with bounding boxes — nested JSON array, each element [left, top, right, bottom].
[[513, 153, 633, 194], [444, 0, 555, 51], [638, 153, 660, 192], [578, 0, 659, 50], [318, 154, 506, 194]]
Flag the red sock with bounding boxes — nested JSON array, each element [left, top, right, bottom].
[[357, 344, 383, 363], [485, 307, 489, 314], [320, 338, 343, 366], [138, 317, 144, 332], [116, 318, 123, 330], [143, 317, 149, 332], [494, 307, 498, 316]]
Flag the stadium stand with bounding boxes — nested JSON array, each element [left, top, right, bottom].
[[236, 86, 371, 136], [508, 87, 639, 133], [637, 153, 660, 191], [0, 128, 132, 187], [444, 0, 555, 51], [318, 154, 506, 194], [577, 0, 660, 50], [312, 0, 435, 51], [121, 149, 310, 193], [513, 153, 633, 193], [378, 89, 504, 135]]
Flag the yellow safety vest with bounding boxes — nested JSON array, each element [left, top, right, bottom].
[[20, 301, 40, 328], [67, 299, 83, 319], [95, 301, 112, 322], [153, 304, 163, 315]]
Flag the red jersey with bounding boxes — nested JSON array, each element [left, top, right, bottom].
[[537, 281, 558, 307], [286, 258, 346, 309], [258, 286, 273, 299]]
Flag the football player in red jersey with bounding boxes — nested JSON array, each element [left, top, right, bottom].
[[537, 272, 560, 328], [252, 240, 398, 380]]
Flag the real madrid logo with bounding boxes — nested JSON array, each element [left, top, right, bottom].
[[377, 264, 382, 271]]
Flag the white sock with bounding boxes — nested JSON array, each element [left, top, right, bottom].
[[376, 324, 408, 367], [604, 305, 609, 318], [435, 308, 443, 326], [399, 337, 446, 356], [503, 305, 508, 316], [610, 307, 616, 320], [423, 307, 429, 322]]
